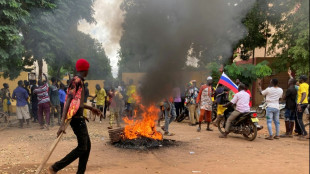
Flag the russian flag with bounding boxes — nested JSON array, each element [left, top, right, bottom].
[[218, 72, 239, 93]]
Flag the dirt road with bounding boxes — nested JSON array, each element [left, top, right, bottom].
[[0, 117, 309, 174]]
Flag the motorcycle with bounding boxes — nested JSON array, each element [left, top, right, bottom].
[[176, 107, 189, 122], [256, 101, 285, 119], [212, 103, 218, 122], [176, 104, 217, 123], [218, 106, 262, 141]]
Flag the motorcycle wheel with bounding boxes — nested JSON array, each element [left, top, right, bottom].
[[212, 110, 217, 122], [279, 109, 285, 119], [304, 123, 309, 131], [242, 121, 257, 141], [256, 106, 263, 114], [176, 112, 187, 122], [258, 109, 266, 118], [218, 118, 226, 134]]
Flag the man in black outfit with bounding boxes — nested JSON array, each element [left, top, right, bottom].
[[280, 78, 297, 138], [30, 83, 38, 122], [49, 59, 101, 174]]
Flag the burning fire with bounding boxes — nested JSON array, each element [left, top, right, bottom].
[[123, 95, 163, 140]]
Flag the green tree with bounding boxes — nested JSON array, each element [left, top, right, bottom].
[[22, 0, 112, 80], [0, 0, 55, 79], [22, 0, 95, 79], [266, 0, 309, 76], [224, 61, 272, 85], [235, 1, 270, 61], [206, 62, 221, 87]]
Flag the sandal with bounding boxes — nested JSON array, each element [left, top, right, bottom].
[[197, 127, 201, 132], [265, 136, 273, 140], [206, 128, 213, 131], [161, 126, 165, 132], [164, 132, 175, 136]]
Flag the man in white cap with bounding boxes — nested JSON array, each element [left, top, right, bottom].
[[196, 76, 214, 132], [185, 80, 200, 126]]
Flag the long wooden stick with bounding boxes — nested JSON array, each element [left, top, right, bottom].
[[35, 120, 71, 174]]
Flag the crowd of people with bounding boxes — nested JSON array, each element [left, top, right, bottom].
[[164, 70, 309, 141], [1, 59, 308, 174], [0, 68, 309, 138], [0, 72, 142, 131]]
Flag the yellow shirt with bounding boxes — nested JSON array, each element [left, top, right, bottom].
[[298, 83, 309, 104], [127, 85, 136, 103], [95, 88, 106, 106]]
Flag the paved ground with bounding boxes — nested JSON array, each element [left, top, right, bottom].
[[0, 114, 309, 174]]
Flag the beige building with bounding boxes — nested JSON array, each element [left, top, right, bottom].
[[233, 25, 290, 106]]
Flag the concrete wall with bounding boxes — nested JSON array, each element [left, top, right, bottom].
[[252, 57, 290, 106], [0, 72, 29, 113]]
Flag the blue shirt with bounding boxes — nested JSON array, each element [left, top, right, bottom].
[[12, 86, 29, 107], [49, 85, 60, 105], [59, 89, 66, 103]]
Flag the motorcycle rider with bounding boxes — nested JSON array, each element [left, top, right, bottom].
[[213, 84, 229, 127], [219, 84, 250, 138]]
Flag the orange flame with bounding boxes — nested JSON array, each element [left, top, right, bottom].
[[123, 95, 163, 140]]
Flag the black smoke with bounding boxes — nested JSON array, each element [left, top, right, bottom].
[[119, 0, 255, 104]]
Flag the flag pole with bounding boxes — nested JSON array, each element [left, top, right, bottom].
[[214, 72, 223, 90], [35, 120, 71, 174], [215, 82, 219, 90]]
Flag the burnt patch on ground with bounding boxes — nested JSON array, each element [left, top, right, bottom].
[[112, 137, 179, 150]]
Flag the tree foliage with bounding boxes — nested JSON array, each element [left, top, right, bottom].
[[23, 0, 112, 80], [266, 0, 309, 76], [206, 62, 221, 87], [0, 0, 112, 80], [224, 61, 272, 85], [0, 0, 55, 79], [235, 1, 270, 61]]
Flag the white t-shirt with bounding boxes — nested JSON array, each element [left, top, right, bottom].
[[262, 87, 283, 109]]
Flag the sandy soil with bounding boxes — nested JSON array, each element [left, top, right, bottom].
[[0, 114, 309, 174]]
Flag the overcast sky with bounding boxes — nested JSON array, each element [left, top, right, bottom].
[[78, 0, 124, 78]]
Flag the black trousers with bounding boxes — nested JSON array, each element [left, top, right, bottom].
[[295, 104, 308, 136], [96, 105, 104, 121], [32, 102, 38, 121], [60, 102, 64, 117], [174, 102, 182, 116], [52, 117, 91, 174], [104, 102, 109, 119]]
